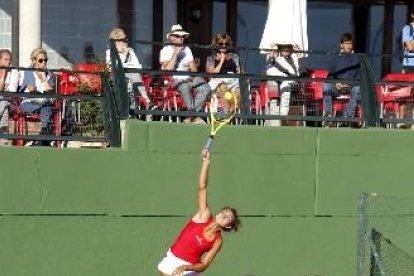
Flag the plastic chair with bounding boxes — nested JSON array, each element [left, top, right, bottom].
[[142, 74, 184, 122], [376, 73, 414, 128], [249, 86, 261, 125], [13, 98, 61, 147], [258, 80, 279, 112], [305, 69, 328, 116], [257, 80, 279, 126]]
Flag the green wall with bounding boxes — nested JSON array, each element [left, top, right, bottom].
[[1, 121, 414, 275]]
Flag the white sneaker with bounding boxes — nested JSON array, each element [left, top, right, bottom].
[[0, 139, 10, 146], [25, 141, 34, 147], [183, 117, 192, 123], [193, 117, 206, 124]]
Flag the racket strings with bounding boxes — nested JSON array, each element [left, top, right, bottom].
[[213, 98, 235, 121]]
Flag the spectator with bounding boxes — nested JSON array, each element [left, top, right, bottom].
[[206, 33, 241, 102], [106, 27, 156, 114], [323, 33, 361, 124], [265, 43, 302, 117], [0, 49, 18, 145], [160, 24, 211, 124], [402, 8, 414, 73], [19, 47, 55, 146]]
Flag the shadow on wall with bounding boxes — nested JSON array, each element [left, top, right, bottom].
[[83, 41, 96, 63], [59, 46, 71, 63]]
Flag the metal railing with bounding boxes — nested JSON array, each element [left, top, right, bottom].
[[109, 38, 414, 129], [0, 65, 121, 147]]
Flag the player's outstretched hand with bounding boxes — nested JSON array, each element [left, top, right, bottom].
[[201, 148, 211, 161]]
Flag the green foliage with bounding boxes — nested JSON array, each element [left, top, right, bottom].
[[79, 100, 104, 137]]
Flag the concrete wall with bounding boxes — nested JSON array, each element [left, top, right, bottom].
[[1, 121, 414, 275]]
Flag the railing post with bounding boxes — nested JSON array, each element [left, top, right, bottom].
[[239, 73, 250, 124], [109, 39, 129, 119], [102, 74, 121, 147], [360, 54, 380, 127]]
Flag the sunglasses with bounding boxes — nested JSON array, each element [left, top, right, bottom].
[[172, 34, 186, 39], [37, 58, 48, 63], [218, 42, 230, 47]]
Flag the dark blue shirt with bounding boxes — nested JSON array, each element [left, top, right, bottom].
[[328, 52, 361, 80]]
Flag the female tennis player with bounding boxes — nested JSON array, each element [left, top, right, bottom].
[[158, 148, 240, 276]]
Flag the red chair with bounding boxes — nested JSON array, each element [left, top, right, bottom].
[[376, 73, 414, 127], [249, 86, 261, 125], [136, 74, 153, 115], [306, 69, 362, 126], [163, 75, 186, 112], [141, 74, 185, 122], [13, 98, 62, 147], [258, 80, 279, 114], [58, 71, 80, 95], [305, 69, 328, 115]]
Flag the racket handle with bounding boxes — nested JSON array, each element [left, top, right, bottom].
[[204, 136, 214, 151]]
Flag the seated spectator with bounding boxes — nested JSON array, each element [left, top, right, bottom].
[[265, 43, 302, 117], [18, 47, 55, 146], [206, 33, 241, 102], [159, 24, 211, 124], [401, 8, 414, 73], [106, 27, 156, 115], [323, 33, 361, 123], [0, 49, 18, 145]]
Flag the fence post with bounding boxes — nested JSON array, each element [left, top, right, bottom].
[[360, 54, 380, 127], [102, 74, 121, 147], [239, 73, 250, 123], [109, 39, 129, 119]]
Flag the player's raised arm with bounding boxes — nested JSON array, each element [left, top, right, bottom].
[[193, 148, 212, 222]]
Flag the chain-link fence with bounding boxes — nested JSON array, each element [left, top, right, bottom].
[[357, 193, 414, 276]]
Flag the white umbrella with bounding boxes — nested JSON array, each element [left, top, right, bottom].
[[259, 0, 308, 53]]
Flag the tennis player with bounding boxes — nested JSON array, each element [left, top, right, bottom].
[[158, 148, 240, 276]]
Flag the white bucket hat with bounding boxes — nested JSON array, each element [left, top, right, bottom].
[[166, 24, 189, 39]]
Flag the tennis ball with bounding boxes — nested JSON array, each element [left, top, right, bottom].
[[224, 91, 233, 101]]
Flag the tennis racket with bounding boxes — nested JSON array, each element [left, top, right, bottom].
[[204, 83, 238, 151]]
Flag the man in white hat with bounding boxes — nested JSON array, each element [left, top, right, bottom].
[[159, 24, 211, 124]]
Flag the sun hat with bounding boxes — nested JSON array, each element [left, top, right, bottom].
[[166, 24, 190, 39]]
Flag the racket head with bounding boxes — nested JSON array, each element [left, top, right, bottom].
[[210, 83, 237, 126]]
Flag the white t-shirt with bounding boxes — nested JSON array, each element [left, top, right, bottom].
[[106, 48, 143, 82], [3, 69, 19, 92], [159, 45, 193, 80], [266, 54, 300, 77], [20, 70, 54, 105], [105, 48, 142, 69]]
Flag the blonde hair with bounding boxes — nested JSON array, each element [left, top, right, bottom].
[[30, 47, 47, 62], [109, 28, 126, 40]]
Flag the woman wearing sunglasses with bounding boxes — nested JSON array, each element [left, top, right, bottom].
[[206, 33, 241, 102], [18, 47, 55, 146]]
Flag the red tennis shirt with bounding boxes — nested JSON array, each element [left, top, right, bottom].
[[171, 217, 221, 263]]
